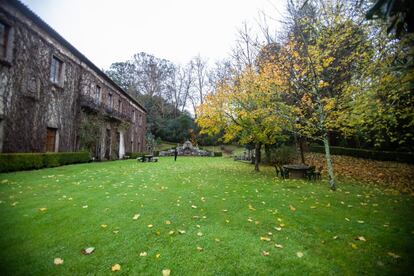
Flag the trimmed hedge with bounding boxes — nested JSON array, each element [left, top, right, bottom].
[[0, 152, 91, 173], [125, 152, 147, 159], [309, 145, 414, 164]]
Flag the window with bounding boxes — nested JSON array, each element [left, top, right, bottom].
[[139, 113, 142, 125], [95, 85, 101, 103], [108, 93, 113, 109], [118, 100, 122, 112], [46, 128, 57, 152], [50, 56, 63, 84], [132, 110, 136, 122], [0, 21, 9, 59]]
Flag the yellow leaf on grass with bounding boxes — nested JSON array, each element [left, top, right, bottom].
[[156, 253, 161, 258], [162, 269, 171, 276], [101, 224, 108, 228], [351, 243, 358, 249], [139, 252, 147, 257], [39, 208, 48, 212], [54, 258, 64, 265], [296, 252, 304, 258], [388, 252, 401, 259], [289, 205, 296, 212], [165, 220, 171, 225], [197, 232, 203, 237], [197, 246, 203, 251], [111, 264, 121, 272], [178, 230, 186, 234], [133, 214, 140, 220], [356, 236, 366, 242], [262, 251, 270, 256], [260, 236, 271, 241], [148, 224, 153, 228], [275, 243, 283, 248]]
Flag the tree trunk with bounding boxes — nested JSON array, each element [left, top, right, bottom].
[[254, 143, 261, 171], [299, 137, 305, 164], [323, 132, 336, 190]]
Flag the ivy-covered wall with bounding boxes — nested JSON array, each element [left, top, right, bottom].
[[0, 1, 146, 159]]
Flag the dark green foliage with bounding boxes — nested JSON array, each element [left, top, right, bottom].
[[213, 152, 223, 157], [0, 152, 90, 172], [125, 152, 146, 159], [309, 145, 414, 164], [266, 145, 297, 165]]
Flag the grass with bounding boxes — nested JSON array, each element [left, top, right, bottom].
[[0, 157, 413, 275]]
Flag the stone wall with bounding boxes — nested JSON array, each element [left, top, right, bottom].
[[0, 1, 146, 159]]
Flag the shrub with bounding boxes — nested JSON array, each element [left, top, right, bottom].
[[309, 145, 414, 164], [213, 152, 223, 157], [267, 146, 297, 165], [0, 152, 90, 173], [125, 152, 146, 159]]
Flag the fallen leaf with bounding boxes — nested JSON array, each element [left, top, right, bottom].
[[82, 205, 88, 208], [197, 246, 203, 251], [289, 205, 296, 212], [139, 252, 147, 257], [262, 251, 270, 256], [275, 243, 283, 248], [260, 236, 271, 242], [101, 224, 108, 228], [162, 269, 171, 276], [351, 243, 358, 249], [191, 205, 197, 209], [133, 214, 140, 220], [274, 227, 282, 231], [148, 224, 153, 228], [54, 258, 64, 265], [39, 207, 48, 212], [197, 232, 203, 237], [168, 230, 175, 235], [82, 247, 95, 255], [178, 230, 186, 234], [357, 220, 365, 224], [388, 252, 401, 259], [156, 253, 161, 258], [111, 264, 121, 272], [165, 220, 171, 225], [296, 252, 304, 258], [356, 236, 366, 242]]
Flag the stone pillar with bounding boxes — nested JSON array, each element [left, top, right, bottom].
[[119, 131, 125, 159]]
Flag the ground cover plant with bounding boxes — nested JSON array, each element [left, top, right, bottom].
[[0, 157, 413, 275]]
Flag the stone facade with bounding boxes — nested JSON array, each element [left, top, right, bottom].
[[0, 0, 146, 159]]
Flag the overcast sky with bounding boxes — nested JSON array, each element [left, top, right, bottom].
[[20, 0, 286, 69]]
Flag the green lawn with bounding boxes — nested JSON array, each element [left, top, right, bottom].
[[0, 157, 413, 275]]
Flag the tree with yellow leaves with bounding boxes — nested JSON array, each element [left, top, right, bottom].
[[197, 65, 289, 171]]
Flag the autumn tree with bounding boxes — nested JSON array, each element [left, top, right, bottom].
[[266, 0, 373, 190]]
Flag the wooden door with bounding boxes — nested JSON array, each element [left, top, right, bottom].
[[46, 128, 56, 152]]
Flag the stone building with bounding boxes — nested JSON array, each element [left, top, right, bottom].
[[0, 0, 147, 160]]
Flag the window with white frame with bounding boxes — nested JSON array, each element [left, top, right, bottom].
[[95, 85, 101, 103], [108, 93, 113, 109], [50, 56, 63, 84]]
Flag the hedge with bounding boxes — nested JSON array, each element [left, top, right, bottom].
[[213, 152, 223, 157], [309, 145, 414, 164], [125, 152, 147, 159], [0, 152, 91, 173]]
